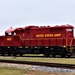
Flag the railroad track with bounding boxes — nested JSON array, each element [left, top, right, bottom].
[[0, 60, 75, 69], [13, 55, 75, 58]]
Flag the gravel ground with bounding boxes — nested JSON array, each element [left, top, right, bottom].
[[0, 63, 75, 73]]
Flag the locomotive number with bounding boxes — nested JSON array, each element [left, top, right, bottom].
[[7, 38, 12, 41]]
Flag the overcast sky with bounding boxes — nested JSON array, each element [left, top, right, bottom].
[[0, 0, 75, 35]]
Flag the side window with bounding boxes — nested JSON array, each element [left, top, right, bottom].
[[7, 32, 12, 36], [14, 32, 16, 35]]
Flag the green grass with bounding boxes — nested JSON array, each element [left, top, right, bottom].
[[0, 67, 74, 75], [0, 67, 46, 75], [0, 67, 25, 75], [0, 56, 75, 64]]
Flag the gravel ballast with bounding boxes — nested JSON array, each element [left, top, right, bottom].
[[0, 63, 75, 73]]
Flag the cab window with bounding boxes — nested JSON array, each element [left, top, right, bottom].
[[7, 32, 12, 36]]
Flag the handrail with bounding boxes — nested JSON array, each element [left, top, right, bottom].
[[70, 38, 73, 46], [18, 35, 24, 41]]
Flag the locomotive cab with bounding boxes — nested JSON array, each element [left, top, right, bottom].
[[5, 32, 16, 36], [5, 27, 16, 36]]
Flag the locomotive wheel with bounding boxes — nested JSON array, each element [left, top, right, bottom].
[[61, 55, 66, 58], [1, 53, 4, 56], [8, 53, 11, 56], [67, 55, 71, 58], [19, 54, 23, 57], [43, 51, 50, 57], [52, 54, 56, 58], [13, 53, 17, 56], [61, 49, 66, 58], [61, 52, 66, 58], [43, 53, 50, 57], [45, 54, 49, 57], [52, 52, 56, 58]]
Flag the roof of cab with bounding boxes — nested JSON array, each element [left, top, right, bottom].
[[5, 27, 16, 33]]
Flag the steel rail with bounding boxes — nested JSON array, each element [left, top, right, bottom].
[[0, 60, 75, 69]]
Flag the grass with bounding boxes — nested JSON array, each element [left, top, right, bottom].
[[0, 56, 75, 64], [0, 67, 74, 75]]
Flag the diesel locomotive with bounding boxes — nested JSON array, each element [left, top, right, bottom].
[[0, 24, 75, 57]]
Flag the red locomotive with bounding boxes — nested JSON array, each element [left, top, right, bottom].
[[0, 24, 75, 57]]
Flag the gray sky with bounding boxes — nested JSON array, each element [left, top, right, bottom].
[[0, 0, 75, 35]]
